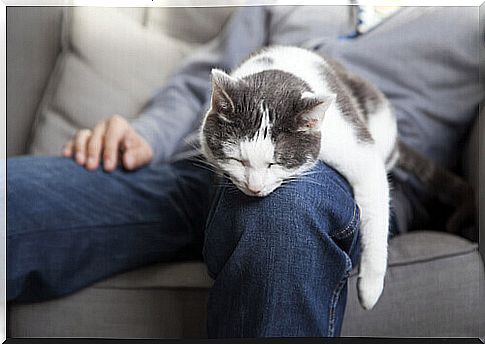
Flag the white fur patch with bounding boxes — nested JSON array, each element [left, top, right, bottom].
[[240, 101, 274, 167], [319, 106, 389, 310]]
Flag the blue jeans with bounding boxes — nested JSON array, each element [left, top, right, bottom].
[[8, 156, 368, 337]]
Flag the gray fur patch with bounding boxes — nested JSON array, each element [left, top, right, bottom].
[[319, 56, 375, 143], [325, 57, 385, 117], [253, 56, 274, 66]]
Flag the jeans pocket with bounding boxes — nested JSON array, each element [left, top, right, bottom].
[[330, 203, 361, 241]]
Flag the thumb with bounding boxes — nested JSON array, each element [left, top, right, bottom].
[[122, 145, 153, 170], [121, 131, 153, 170]]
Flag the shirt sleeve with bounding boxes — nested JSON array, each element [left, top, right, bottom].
[[131, 6, 270, 164]]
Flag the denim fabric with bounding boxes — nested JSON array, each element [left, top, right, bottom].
[[203, 161, 361, 337], [8, 156, 366, 337], [7, 156, 215, 302]]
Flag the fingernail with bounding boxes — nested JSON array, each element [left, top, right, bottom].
[[76, 153, 84, 163]]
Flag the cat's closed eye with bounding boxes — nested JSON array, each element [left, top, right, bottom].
[[228, 158, 248, 166], [227, 158, 276, 169]]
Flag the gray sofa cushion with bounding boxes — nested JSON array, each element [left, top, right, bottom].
[[8, 231, 482, 338], [342, 231, 482, 337], [96, 261, 212, 289]]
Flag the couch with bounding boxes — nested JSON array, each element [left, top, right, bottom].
[[6, 5, 484, 338]]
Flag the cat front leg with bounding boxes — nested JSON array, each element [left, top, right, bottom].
[[351, 151, 390, 310]]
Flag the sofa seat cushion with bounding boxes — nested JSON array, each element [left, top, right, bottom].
[[343, 231, 482, 337], [359, 229, 477, 274], [94, 260, 213, 290]]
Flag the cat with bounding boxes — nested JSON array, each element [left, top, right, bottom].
[[199, 45, 474, 310]]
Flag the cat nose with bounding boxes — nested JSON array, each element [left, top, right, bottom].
[[246, 184, 263, 194]]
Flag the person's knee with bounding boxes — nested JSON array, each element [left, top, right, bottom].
[[203, 161, 359, 279]]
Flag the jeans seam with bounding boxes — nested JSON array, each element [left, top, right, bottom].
[[330, 203, 360, 240], [204, 186, 226, 235], [327, 254, 352, 337], [202, 185, 227, 277]]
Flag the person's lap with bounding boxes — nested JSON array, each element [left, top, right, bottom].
[[7, 156, 215, 302], [7, 154, 367, 336]]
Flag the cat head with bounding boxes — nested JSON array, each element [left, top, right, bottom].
[[201, 68, 335, 197]]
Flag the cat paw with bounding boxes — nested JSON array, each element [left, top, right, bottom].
[[357, 273, 385, 310]]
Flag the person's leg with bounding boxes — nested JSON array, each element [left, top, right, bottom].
[[203, 161, 361, 337], [7, 156, 214, 303]]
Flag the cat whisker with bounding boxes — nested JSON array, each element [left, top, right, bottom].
[[192, 165, 221, 175], [189, 156, 219, 169], [189, 160, 221, 174], [214, 185, 238, 189]]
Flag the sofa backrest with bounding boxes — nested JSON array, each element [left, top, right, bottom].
[[6, 7, 63, 157]]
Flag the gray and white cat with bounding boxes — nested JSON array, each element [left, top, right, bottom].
[[199, 46, 473, 310]]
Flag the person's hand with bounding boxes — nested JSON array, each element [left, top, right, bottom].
[[63, 115, 153, 172]]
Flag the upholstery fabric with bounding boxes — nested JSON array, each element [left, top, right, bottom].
[[342, 231, 482, 337], [9, 287, 209, 338], [6, 7, 63, 156]]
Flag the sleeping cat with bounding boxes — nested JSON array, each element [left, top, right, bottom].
[[199, 45, 473, 310]]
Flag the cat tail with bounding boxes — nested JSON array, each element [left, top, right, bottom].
[[396, 140, 475, 234]]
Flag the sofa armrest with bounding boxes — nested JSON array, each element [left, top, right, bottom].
[[478, 107, 484, 262], [7, 7, 63, 157], [463, 110, 480, 209], [463, 104, 483, 257]]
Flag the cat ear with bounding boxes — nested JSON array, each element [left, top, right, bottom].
[[210, 69, 239, 115], [297, 93, 336, 131]]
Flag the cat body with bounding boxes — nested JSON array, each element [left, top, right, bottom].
[[200, 46, 398, 310]]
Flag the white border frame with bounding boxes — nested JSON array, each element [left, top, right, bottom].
[[1, 1, 483, 342]]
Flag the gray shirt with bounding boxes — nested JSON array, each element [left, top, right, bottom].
[[132, 6, 483, 175]]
